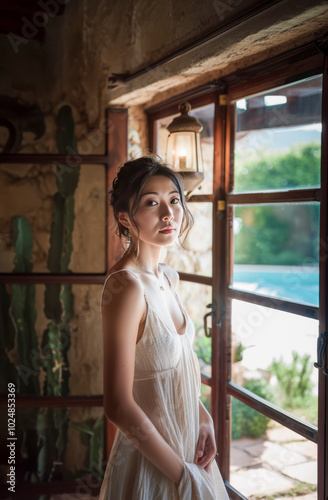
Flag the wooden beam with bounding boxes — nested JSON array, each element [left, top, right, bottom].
[[0, 395, 103, 408]]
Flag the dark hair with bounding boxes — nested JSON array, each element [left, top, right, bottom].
[[109, 155, 194, 253]]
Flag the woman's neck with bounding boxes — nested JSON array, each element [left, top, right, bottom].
[[126, 244, 162, 276]]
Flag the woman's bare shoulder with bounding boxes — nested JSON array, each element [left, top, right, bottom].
[[104, 258, 140, 286], [102, 267, 144, 310], [160, 263, 179, 289]]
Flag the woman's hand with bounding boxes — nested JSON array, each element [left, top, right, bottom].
[[195, 421, 217, 473]]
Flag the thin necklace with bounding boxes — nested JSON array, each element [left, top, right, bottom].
[[128, 257, 165, 291]]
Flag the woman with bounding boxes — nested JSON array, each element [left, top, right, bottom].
[[99, 156, 229, 499]]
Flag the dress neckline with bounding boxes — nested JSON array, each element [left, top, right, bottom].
[[154, 266, 188, 337]]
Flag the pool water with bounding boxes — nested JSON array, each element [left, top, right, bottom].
[[232, 267, 319, 306]]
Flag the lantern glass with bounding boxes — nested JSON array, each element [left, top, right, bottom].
[[166, 131, 198, 172]]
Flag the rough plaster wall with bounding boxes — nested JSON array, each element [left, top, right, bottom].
[[109, 0, 328, 106], [83, 0, 262, 75], [128, 105, 149, 158]]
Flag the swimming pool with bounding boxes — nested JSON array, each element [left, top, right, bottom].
[[232, 266, 319, 306]]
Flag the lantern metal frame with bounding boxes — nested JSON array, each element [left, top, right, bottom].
[[166, 102, 204, 196]]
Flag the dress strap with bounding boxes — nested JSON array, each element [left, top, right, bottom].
[[101, 268, 147, 310], [161, 266, 181, 306], [161, 266, 172, 288], [103, 268, 140, 286]]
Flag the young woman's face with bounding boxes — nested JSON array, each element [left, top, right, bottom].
[[130, 175, 184, 247]]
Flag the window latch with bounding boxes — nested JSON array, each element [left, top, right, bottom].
[[203, 301, 217, 338], [314, 331, 328, 376]]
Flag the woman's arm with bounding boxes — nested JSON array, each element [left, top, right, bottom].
[[195, 399, 217, 472], [102, 272, 184, 486], [199, 399, 213, 427]]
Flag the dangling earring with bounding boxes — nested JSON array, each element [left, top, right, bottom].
[[127, 229, 131, 246]]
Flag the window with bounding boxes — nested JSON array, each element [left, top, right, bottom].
[[226, 67, 325, 499], [148, 50, 327, 499]]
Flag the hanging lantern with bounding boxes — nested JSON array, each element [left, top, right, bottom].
[[166, 102, 204, 195]]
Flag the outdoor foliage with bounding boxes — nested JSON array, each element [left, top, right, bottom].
[[200, 384, 211, 413], [232, 379, 275, 440], [234, 142, 320, 265], [269, 351, 314, 408], [194, 326, 212, 411], [234, 142, 320, 192], [194, 333, 212, 365], [70, 416, 104, 478]]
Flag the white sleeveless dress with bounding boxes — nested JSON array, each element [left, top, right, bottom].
[[99, 267, 230, 500]]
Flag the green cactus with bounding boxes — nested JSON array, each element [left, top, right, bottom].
[[10, 216, 39, 394], [0, 283, 17, 393], [70, 415, 104, 478], [7, 216, 41, 482], [38, 104, 80, 483]]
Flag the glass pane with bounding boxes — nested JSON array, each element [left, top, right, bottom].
[[177, 280, 213, 413], [0, 164, 106, 273], [231, 202, 320, 306], [231, 299, 318, 426], [167, 131, 196, 170], [2, 284, 103, 397], [230, 404, 317, 499], [233, 74, 322, 193], [155, 103, 214, 194], [161, 202, 212, 276], [1, 405, 104, 486], [201, 384, 211, 414], [177, 281, 212, 379]]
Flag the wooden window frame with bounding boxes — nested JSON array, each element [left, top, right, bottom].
[[224, 52, 327, 500]]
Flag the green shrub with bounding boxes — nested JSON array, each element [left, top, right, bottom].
[[269, 351, 314, 408], [194, 335, 211, 365], [200, 384, 211, 412], [232, 379, 275, 440], [234, 342, 247, 362], [194, 331, 212, 411]]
